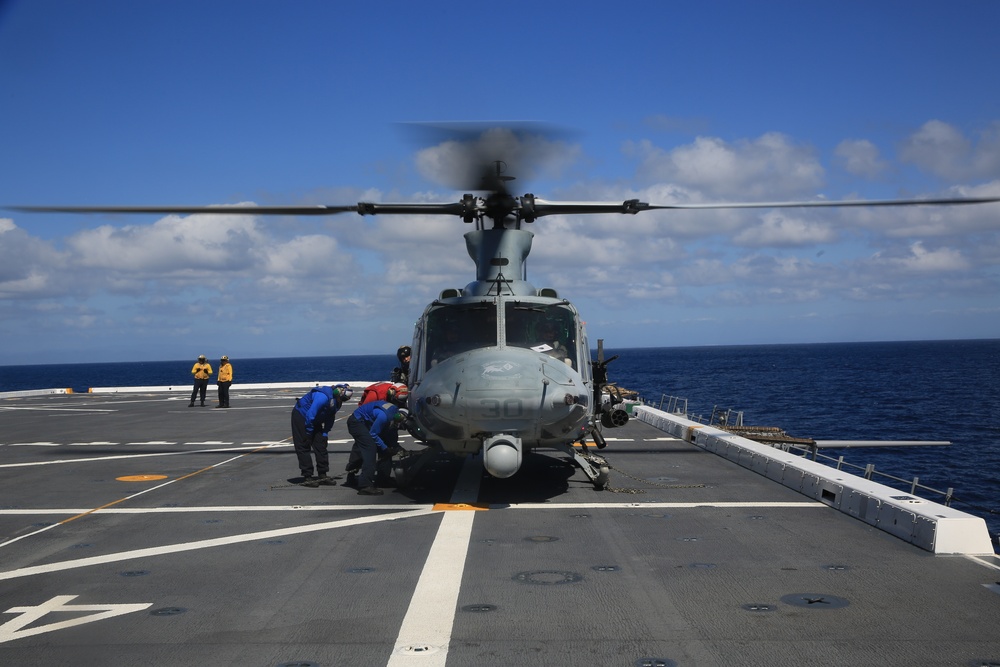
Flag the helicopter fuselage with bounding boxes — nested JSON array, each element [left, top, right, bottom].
[[406, 229, 594, 479]]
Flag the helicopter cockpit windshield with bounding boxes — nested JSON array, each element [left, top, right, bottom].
[[425, 302, 498, 368], [505, 302, 579, 370]]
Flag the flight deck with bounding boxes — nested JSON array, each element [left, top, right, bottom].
[[1, 386, 999, 666]]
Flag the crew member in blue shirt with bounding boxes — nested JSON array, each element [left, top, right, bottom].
[[345, 396, 408, 495], [291, 384, 352, 487]]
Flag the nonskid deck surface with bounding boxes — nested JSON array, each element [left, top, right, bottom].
[[1, 388, 999, 666]]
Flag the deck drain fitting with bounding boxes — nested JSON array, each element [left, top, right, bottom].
[[397, 645, 441, 655], [347, 567, 375, 574], [264, 539, 286, 545], [513, 571, 583, 585], [524, 535, 560, 543], [592, 565, 621, 572], [780, 593, 849, 609], [635, 659, 677, 667], [742, 603, 776, 612], [461, 604, 497, 613], [150, 607, 187, 616], [276, 662, 320, 667], [119, 570, 150, 577], [823, 564, 851, 572], [688, 562, 717, 569]]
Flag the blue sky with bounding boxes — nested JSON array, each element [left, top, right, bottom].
[[1, 0, 998, 365]]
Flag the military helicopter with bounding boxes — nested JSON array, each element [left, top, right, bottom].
[[12, 125, 1000, 490]]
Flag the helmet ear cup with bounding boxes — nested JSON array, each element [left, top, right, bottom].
[[385, 387, 397, 402]]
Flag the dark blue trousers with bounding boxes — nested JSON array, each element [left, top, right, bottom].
[[291, 409, 329, 477]]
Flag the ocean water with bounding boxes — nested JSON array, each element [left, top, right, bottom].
[[2, 340, 998, 541]]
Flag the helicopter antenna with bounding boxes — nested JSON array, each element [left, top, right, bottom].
[[486, 248, 516, 297], [488, 263, 514, 296]]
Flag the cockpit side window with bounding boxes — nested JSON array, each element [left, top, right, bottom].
[[425, 303, 497, 369], [504, 303, 578, 369]]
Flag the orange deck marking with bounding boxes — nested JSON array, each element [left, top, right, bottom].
[[432, 502, 489, 511], [116, 474, 169, 482]]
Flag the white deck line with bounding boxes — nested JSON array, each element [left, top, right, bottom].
[[0, 509, 436, 581], [386, 453, 482, 666]]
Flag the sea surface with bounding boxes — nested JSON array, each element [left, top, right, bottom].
[[2, 339, 998, 542]]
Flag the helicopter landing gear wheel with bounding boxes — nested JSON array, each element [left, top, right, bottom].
[[389, 445, 438, 489], [595, 463, 610, 490], [391, 458, 412, 488]]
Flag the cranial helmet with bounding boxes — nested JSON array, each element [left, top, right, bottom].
[[397, 345, 412, 363], [332, 384, 353, 401], [198, 355, 206, 361], [384, 383, 407, 403], [393, 407, 410, 423]]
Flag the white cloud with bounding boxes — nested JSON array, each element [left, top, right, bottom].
[[877, 241, 970, 273], [899, 120, 970, 180], [0, 219, 68, 298], [899, 120, 1000, 181], [733, 210, 837, 247], [67, 211, 265, 274], [625, 132, 825, 199], [835, 139, 889, 178]]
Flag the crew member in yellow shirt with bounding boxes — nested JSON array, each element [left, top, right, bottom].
[[188, 354, 213, 407], [216, 355, 233, 408]]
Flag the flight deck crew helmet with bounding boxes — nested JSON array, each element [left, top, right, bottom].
[[390, 384, 409, 405], [332, 384, 353, 402], [384, 383, 407, 403], [397, 345, 412, 363], [221, 355, 229, 362], [393, 407, 410, 423], [198, 355, 206, 361]]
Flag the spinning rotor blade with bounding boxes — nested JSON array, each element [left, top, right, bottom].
[[524, 194, 1000, 219], [9, 204, 362, 216], [640, 195, 1000, 211], [403, 121, 578, 194], [10, 193, 1000, 224]]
